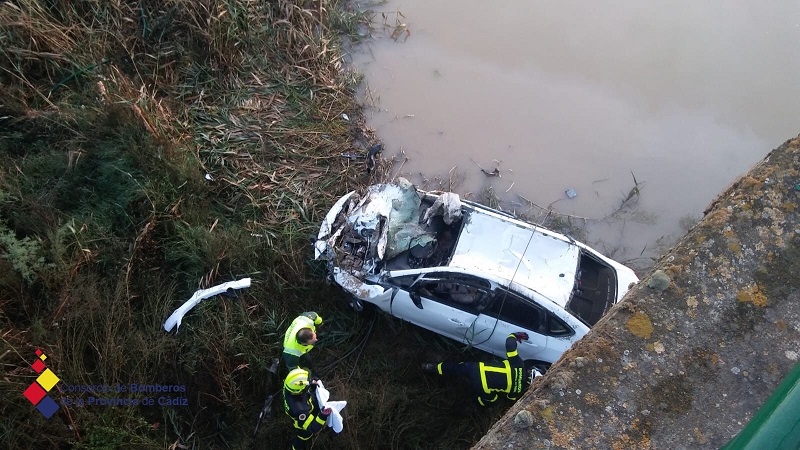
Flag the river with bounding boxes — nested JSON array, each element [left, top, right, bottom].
[[348, 0, 800, 272]]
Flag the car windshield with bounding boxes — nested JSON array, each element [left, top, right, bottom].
[[340, 185, 466, 274]]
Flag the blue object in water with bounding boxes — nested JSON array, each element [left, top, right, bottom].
[[565, 188, 577, 199]]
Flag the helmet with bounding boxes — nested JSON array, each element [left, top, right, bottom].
[[284, 368, 310, 394]]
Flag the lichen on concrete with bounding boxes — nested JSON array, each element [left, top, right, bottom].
[[627, 312, 654, 339], [736, 285, 768, 307]]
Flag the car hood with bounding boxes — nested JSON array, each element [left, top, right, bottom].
[[315, 179, 434, 262], [449, 211, 580, 307]]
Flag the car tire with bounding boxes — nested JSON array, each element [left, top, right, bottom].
[[525, 360, 551, 375]]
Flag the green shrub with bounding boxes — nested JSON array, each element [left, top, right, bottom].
[[0, 219, 52, 283]]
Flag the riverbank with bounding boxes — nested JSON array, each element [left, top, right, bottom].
[[3, 1, 502, 448]]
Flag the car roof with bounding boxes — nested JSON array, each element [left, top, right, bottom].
[[448, 206, 581, 307]]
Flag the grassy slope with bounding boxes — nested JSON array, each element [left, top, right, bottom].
[[0, 1, 506, 449]]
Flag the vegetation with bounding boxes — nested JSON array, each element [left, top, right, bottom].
[[0, 1, 507, 448]]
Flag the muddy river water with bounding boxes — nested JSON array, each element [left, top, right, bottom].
[[348, 0, 800, 272]]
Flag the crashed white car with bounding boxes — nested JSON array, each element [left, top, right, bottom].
[[314, 178, 639, 370]]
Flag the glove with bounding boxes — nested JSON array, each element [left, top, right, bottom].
[[308, 312, 323, 326], [512, 332, 529, 342]]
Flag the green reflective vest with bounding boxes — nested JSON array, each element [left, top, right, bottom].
[[283, 315, 317, 357]]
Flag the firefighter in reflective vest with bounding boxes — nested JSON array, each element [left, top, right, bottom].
[[422, 332, 539, 406], [283, 368, 331, 450], [282, 311, 323, 370]]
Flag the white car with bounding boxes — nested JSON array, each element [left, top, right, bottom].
[[314, 178, 639, 371]]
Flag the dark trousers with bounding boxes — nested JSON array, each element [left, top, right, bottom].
[[439, 361, 481, 391], [291, 427, 313, 449], [438, 361, 498, 406], [282, 352, 313, 371]]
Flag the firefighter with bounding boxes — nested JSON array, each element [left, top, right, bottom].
[[282, 368, 331, 450], [282, 311, 323, 370], [422, 332, 538, 406]]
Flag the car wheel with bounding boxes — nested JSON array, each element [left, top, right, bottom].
[[525, 360, 551, 375]]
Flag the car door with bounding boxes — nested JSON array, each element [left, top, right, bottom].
[[388, 272, 491, 344], [471, 288, 562, 363]]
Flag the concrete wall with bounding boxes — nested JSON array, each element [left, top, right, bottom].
[[473, 136, 800, 449]]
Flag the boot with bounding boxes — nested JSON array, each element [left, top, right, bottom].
[[421, 363, 437, 374]]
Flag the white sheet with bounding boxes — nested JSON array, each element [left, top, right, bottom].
[[163, 278, 251, 333], [314, 380, 347, 433]]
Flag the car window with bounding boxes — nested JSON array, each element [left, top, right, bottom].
[[546, 313, 574, 337], [412, 273, 490, 314], [484, 289, 575, 337], [483, 289, 544, 333], [389, 274, 418, 289]]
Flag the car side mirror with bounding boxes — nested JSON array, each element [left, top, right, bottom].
[[410, 292, 424, 309]]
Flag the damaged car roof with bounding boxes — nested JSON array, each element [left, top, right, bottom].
[[449, 211, 580, 308]]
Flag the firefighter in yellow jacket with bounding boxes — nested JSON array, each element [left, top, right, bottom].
[[282, 368, 331, 450], [422, 332, 538, 406], [282, 311, 323, 370]]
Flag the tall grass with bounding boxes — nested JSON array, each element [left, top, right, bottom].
[[0, 1, 506, 448]]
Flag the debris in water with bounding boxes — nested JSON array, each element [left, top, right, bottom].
[[565, 188, 577, 199], [367, 144, 383, 174], [481, 168, 501, 177]]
